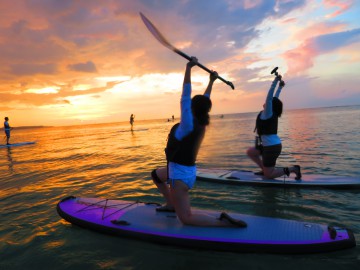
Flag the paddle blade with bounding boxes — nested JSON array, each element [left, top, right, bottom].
[[139, 12, 235, 90], [140, 12, 176, 51]]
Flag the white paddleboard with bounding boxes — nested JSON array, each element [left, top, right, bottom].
[[197, 168, 360, 189], [57, 196, 356, 254], [0, 141, 36, 148]]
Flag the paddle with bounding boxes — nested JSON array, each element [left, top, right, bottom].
[[139, 12, 235, 90]]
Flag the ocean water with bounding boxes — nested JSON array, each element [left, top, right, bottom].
[[0, 105, 359, 270]]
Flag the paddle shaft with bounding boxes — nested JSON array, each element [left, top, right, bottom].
[[173, 49, 234, 89]]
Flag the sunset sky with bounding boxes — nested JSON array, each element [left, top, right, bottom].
[[1, 0, 359, 127]]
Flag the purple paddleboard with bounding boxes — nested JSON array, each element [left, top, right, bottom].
[[57, 196, 356, 254]]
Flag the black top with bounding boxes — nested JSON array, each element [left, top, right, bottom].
[[165, 121, 205, 166], [255, 112, 278, 136]]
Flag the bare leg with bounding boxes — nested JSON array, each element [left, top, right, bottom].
[[246, 147, 263, 170], [151, 167, 173, 208], [170, 180, 243, 227]]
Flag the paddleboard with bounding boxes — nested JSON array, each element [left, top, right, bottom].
[[0, 141, 36, 148], [196, 168, 360, 189], [57, 196, 356, 254]]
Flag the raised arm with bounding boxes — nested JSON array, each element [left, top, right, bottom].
[[183, 57, 198, 85], [275, 80, 285, 98], [261, 76, 281, 119], [176, 57, 198, 140], [203, 71, 218, 98]]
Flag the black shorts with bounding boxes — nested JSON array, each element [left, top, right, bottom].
[[261, 144, 282, 167]]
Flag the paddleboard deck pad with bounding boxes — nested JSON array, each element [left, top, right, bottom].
[[57, 196, 356, 254], [0, 141, 36, 148], [197, 168, 360, 189]]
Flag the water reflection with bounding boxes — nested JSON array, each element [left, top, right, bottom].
[[0, 107, 359, 270], [6, 147, 14, 173]]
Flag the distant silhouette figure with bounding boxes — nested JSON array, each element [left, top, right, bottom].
[[130, 114, 135, 130], [4, 117, 11, 145]]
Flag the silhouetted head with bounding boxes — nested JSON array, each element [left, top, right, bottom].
[[4, 117, 9, 121], [191, 95, 212, 126], [272, 97, 283, 117]]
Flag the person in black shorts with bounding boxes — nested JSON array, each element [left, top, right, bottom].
[[246, 73, 301, 180]]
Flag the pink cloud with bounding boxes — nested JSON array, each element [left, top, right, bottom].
[[283, 40, 318, 75], [283, 23, 352, 74], [243, 0, 263, 9], [281, 18, 298, 24], [295, 22, 347, 40], [323, 0, 354, 18]]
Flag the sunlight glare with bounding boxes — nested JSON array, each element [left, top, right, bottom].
[[25, 87, 60, 94]]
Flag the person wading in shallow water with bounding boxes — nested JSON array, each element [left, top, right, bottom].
[[150, 57, 247, 228], [130, 114, 135, 130], [246, 71, 302, 180], [4, 117, 11, 145]]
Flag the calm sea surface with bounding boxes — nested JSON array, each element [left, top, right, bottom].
[[1, 105, 360, 269]]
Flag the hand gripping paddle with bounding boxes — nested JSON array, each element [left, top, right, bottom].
[[139, 12, 235, 90]]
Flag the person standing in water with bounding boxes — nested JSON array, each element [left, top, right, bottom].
[[4, 117, 11, 145], [130, 114, 135, 130], [246, 72, 302, 180], [150, 57, 247, 227]]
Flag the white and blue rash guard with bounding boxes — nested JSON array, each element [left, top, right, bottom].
[[168, 83, 210, 189]]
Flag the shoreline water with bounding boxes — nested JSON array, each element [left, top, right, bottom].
[[3, 104, 359, 130]]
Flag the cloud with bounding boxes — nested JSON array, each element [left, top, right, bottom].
[[0, 0, 307, 82], [0, 106, 13, 111], [314, 28, 360, 51], [323, 0, 354, 18], [0, 80, 128, 106], [0, 20, 68, 65], [68, 61, 97, 73], [0, 0, 358, 126], [283, 28, 360, 75], [10, 63, 57, 76], [137, 0, 306, 66]]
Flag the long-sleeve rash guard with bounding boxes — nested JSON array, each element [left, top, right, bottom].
[[175, 83, 210, 141], [259, 79, 283, 146]]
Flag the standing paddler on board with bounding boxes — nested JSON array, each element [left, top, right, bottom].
[[150, 57, 246, 227], [246, 68, 302, 180], [4, 117, 12, 145]]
